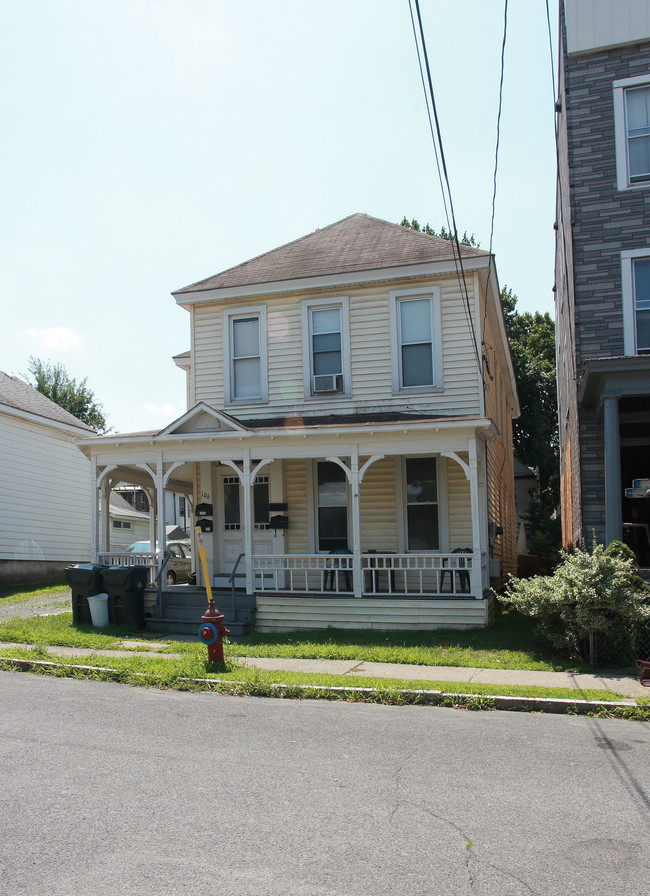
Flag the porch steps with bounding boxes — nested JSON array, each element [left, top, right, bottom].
[[145, 587, 254, 638]]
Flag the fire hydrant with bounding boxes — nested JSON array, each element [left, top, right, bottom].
[[198, 598, 230, 664]]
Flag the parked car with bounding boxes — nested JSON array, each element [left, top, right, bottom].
[[124, 540, 192, 585]]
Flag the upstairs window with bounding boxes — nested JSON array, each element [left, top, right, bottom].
[[621, 250, 650, 355], [302, 297, 350, 398], [312, 307, 343, 393], [225, 308, 267, 403], [391, 287, 442, 392], [634, 257, 650, 352], [625, 86, 650, 184], [614, 76, 650, 190]]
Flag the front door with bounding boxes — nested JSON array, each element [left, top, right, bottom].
[[215, 470, 273, 574]]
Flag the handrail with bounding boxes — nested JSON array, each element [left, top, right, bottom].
[[228, 553, 245, 621], [155, 551, 171, 615]]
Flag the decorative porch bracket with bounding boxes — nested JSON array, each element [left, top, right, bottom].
[[439, 447, 484, 598], [326, 453, 384, 597]]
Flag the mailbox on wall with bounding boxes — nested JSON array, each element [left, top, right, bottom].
[[198, 518, 213, 533], [196, 503, 213, 517], [270, 515, 289, 531]]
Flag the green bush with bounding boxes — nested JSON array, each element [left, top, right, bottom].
[[500, 542, 650, 660]]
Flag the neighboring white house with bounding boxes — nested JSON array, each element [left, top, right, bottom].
[[0, 372, 96, 584], [108, 492, 150, 550], [78, 214, 519, 630]]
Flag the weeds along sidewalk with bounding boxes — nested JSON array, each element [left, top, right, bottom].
[[0, 641, 648, 720]]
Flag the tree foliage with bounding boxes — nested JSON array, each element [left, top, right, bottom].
[[399, 217, 480, 247], [26, 357, 109, 433], [501, 287, 558, 504]]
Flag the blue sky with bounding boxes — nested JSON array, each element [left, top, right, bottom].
[[1, 1, 559, 433]]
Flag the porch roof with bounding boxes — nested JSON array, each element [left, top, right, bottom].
[[77, 408, 498, 448]]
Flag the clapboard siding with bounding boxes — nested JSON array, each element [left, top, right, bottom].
[[447, 458, 473, 549], [360, 457, 398, 551], [256, 595, 491, 632], [284, 459, 310, 553], [483, 312, 517, 579], [191, 276, 483, 418], [0, 413, 91, 560]]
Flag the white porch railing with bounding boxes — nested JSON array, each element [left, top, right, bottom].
[[253, 552, 475, 597], [97, 551, 159, 586]]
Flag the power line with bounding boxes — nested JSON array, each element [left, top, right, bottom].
[[482, 0, 509, 354], [408, 0, 483, 379]]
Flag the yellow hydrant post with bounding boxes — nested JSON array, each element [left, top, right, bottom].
[[195, 526, 213, 602]]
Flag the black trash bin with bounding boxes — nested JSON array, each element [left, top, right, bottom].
[[102, 566, 148, 629], [66, 564, 107, 626]]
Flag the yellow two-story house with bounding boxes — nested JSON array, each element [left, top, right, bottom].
[[80, 214, 519, 632]]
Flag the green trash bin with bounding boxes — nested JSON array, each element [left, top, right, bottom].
[[66, 564, 107, 626], [102, 566, 148, 629]]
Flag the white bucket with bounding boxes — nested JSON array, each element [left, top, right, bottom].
[[87, 592, 110, 628]]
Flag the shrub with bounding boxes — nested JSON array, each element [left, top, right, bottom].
[[500, 542, 650, 660]]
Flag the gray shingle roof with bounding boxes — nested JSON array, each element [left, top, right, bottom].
[[0, 371, 96, 432], [174, 213, 489, 295]]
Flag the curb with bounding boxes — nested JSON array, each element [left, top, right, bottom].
[[0, 656, 642, 716]]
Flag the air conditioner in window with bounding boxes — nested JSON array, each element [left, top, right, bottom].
[[313, 374, 343, 393]]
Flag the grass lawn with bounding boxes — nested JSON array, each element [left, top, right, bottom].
[[0, 645, 637, 706], [0, 581, 70, 606], [1, 588, 647, 716]]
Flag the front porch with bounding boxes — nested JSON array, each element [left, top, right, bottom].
[[81, 406, 507, 634]]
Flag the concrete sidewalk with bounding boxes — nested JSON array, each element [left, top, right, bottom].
[[0, 641, 647, 698], [233, 656, 649, 698]]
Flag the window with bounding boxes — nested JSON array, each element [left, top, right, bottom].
[[391, 288, 442, 392], [224, 308, 267, 403], [112, 520, 132, 530], [316, 461, 348, 551], [614, 77, 650, 190], [405, 457, 439, 551], [302, 297, 350, 398], [621, 250, 650, 354], [633, 259, 650, 352], [223, 475, 270, 530]]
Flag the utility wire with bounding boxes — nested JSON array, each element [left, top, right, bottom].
[[482, 0, 509, 363], [408, 0, 483, 378]]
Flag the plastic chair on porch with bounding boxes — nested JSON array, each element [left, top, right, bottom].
[[323, 548, 353, 591], [440, 548, 472, 594]]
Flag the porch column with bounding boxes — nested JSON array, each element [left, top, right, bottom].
[[468, 440, 483, 599], [99, 480, 110, 552], [222, 456, 273, 596], [90, 456, 99, 562], [327, 452, 384, 598], [147, 487, 157, 552], [603, 396, 622, 545], [155, 459, 166, 559], [242, 455, 254, 595]]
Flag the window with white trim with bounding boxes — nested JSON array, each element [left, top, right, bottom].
[[391, 287, 442, 392], [622, 250, 650, 354], [614, 76, 650, 190], [223, 475, 270, 530], [302, 297, 350, 398], [316, 461, 349, 551], [404, 457, 439, 551], [224, 308, 267, 403]]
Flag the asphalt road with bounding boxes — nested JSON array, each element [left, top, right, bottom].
[[1, 671, 648, 896]]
